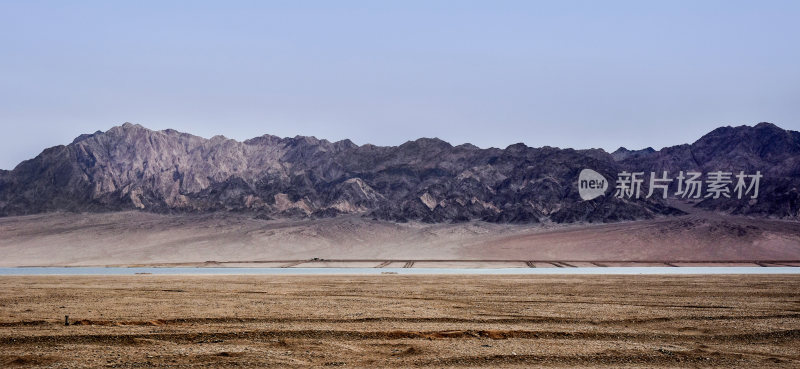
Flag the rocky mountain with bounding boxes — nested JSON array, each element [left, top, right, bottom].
[[614, 122, 800, 218], [0, 122, 797, 222]]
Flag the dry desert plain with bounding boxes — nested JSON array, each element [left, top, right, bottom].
[[1, 275, 799, 368]]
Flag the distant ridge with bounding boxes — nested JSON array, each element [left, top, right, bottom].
[[0, 122, 797, 222]]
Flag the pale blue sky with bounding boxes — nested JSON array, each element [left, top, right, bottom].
[[1, 1, 798, 169]]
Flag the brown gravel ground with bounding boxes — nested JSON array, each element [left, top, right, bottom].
[[0, 275, 799, 368]]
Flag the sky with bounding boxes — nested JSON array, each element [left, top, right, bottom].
[[1, 1, 799, 170]]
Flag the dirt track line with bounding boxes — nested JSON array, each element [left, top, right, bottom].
[[280, 260, 308, 268], [411, 350, 750, 367], [3, 313, 798, 329], [767, 262, 800, 267], [3, 328, 798, 346], [291, 293, 739, 309]]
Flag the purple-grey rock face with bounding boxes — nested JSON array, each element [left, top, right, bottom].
[[614, 122, 800, 219], [0, 122, 797, 222]]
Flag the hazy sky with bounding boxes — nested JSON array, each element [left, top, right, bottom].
[[1, 1, 799, 169]]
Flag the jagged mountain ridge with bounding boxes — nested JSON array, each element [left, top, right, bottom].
[[0, 122, 797, 222], [614, 122, 800, 218]]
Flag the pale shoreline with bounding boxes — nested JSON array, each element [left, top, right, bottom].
[[6, 260, 800, 269]]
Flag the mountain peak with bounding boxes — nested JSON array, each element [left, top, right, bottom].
[[754, 121, 780, 129], [399, 137, 453, 150], [120, 122, 144, 130], [611, 146, 655, 161]]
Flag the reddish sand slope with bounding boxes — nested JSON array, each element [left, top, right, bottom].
[[0, 207, 799, 266]]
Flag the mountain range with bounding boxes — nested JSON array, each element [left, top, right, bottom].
[[1, 122, 797, 223]]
